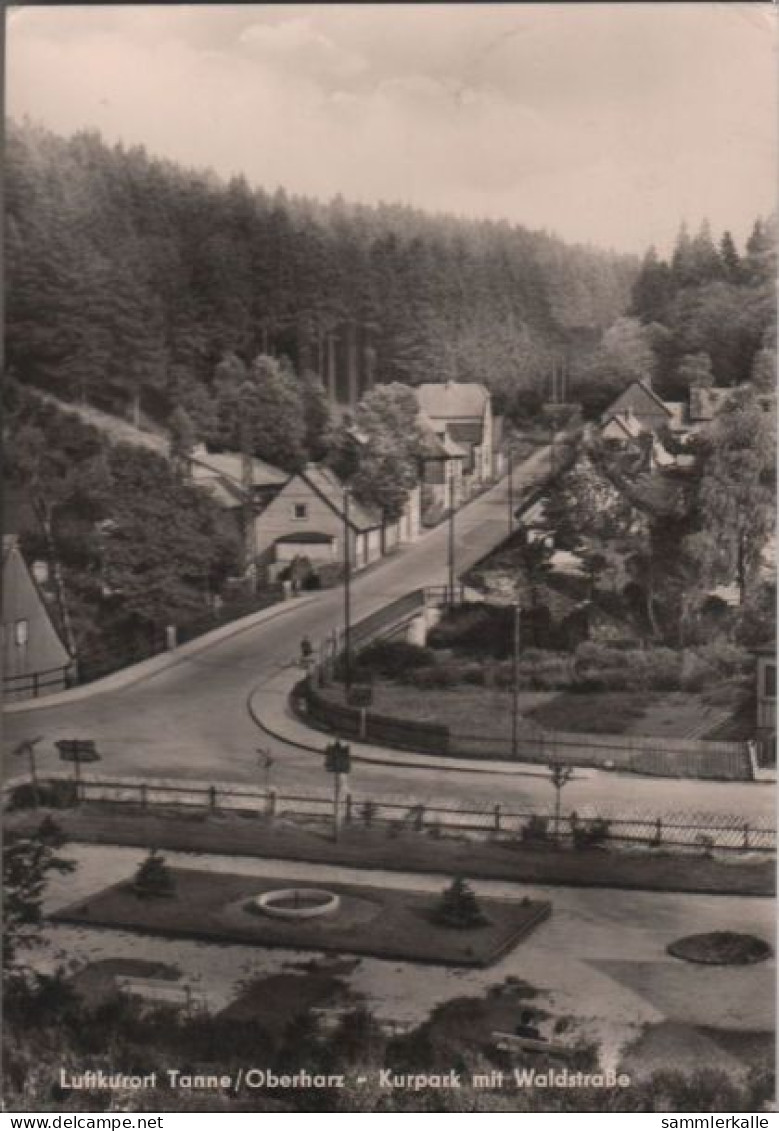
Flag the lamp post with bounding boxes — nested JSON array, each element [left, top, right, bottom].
[[343, 486, 352, 694], [507, 448, 514, 536], [549, 760, 574, 845], [12, 736, 43, 808], [447, 466, 456, 607], [511, 602, 521, 758]]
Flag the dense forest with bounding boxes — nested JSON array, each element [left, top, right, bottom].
[[5, 119, 637, 425]]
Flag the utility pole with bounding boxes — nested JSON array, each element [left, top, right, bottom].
[[343, 487, 352, 694], [447, 469, 456, 607], [507, 449, 514, 536], [512, 604, 521, 758]]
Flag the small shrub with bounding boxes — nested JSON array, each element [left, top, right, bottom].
[[572, 817, 611, 849], [359, 640, 435, 679], [520, 814, 550, 844], [406, 663, 460, 690], [434, 877, 488, 929], [132, 849, 176, 900], [7, 780, 78, 810]]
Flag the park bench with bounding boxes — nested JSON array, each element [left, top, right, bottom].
[[492, 1030, 571, 1057], [115, 976, 208, 1014]]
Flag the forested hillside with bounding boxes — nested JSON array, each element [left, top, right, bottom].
[[5, 119, 637, 424]]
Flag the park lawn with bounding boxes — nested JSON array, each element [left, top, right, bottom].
[[53, 868, 551, 968], [331, 684, 556, 740], [331, 682, 729, 739]]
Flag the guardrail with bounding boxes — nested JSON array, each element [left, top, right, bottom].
[[2, 663, 75, 701]]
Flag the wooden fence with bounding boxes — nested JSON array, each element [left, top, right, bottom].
[[9, 773, 774, 854]]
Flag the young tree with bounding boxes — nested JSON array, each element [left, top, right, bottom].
[[435, 877, 488, 929], [697, 387, 776, 604], [3, 818, 75, 978], [132, 849, 176, 900], [330, 382, 424, 522]]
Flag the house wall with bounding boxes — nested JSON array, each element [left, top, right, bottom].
[[251, 475, 377, 567], [757, 654, 776, 732], [2, 542, 72, 692], [480, 403, 493, 481]]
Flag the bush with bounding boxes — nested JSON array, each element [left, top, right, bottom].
[[520, 814, 550, 844], [427, 603, 512, 659], [405, 663, 462, 690], [7, 780, 78, 810], [132, 849, 176, 900], [572, 817, 611, 849], [693, 641, 750, 679], [359, 640, 436, 679], [434, 877, 488, 929]]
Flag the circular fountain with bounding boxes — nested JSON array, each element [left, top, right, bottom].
[[254, 888, 341, 920]]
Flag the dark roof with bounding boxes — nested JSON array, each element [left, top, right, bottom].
[[602, 381, 672, 424], [301, 465, 382, 531], [448, 422, 484, 445], [276, 531, 335, 545]]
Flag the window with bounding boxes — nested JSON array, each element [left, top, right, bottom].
[[764, 663, 776, 700], [292, 503, 308, 521], [14, 619, 29, 646]]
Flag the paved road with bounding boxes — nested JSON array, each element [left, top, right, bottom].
[[3, 445, 774, 823]]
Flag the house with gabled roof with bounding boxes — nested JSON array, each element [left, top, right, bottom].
[[187, 444, 288, 511], [416, 381, 493, 485], [251, 463, 399, 580], [417, 410, 466, 515], [2, 534, 74, 701], [600, 380, 673, 436]]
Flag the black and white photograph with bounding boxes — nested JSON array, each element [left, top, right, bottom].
[[2, 2, 777, 1118]]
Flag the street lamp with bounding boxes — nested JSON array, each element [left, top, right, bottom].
[[12, 736, 44, 808], [511, 603, 521, 758], [548, 760, 574, 845], [343, 486, 353, 694], [507, 448, 514, 536], [447, 465, 456, 607]]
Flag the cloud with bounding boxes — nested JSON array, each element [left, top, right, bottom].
[[6, 4, 776, 252]]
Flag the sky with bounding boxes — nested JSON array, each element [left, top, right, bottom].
[[6, 3, 777, 254]]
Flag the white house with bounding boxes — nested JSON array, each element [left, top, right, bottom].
[[416, 381, 494, 487]]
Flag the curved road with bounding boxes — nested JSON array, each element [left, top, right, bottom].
[[3, 446, 774, 824]]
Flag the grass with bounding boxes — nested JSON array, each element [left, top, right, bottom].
[[324, 681, 731, 741], [52, 868, 552, 968], [223, 961, 360, 1031], [667, 931, 773, 966], [526, 691, 654, 734]]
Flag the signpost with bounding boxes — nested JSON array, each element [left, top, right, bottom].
[[258, 748, 274, 792], [12, 736, 44, 808], [324, 740, 351, 841], [55, 739, 101, 799]]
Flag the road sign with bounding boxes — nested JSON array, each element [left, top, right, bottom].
[[325, 740, 351, 775], [55, 740, 101, 764]]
